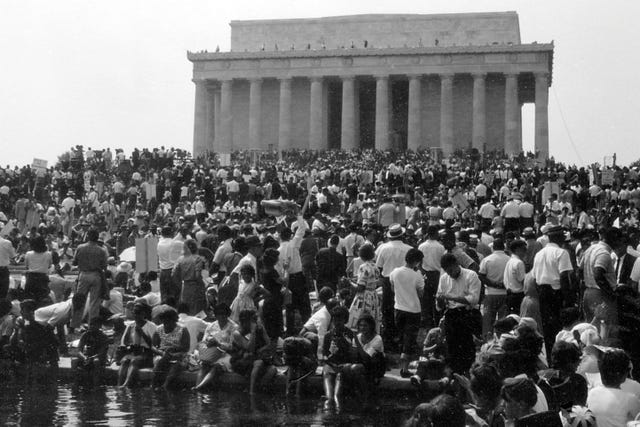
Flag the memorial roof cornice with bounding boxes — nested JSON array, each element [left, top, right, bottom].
[[187, 43, 554, 62]]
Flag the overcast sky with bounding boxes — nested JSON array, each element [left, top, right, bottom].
[[1, 0, 638, 168]]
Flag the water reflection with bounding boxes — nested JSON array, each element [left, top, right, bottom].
[[0, 379, 416, 426]]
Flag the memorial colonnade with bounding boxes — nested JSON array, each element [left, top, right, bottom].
[[189, 45, 553, 159]]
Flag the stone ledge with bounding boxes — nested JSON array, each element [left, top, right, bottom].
[[57, 357, 414, 394], [187, 43, 554, 62]]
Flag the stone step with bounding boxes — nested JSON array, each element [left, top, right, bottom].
[[56, 357, 414, 394]]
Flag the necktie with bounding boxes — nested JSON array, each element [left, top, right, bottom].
[[616, 256, 622, 282]]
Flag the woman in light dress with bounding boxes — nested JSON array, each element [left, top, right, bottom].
[[193, 303, 237, 391], [347, 244, 381, 333], [230, 264, 269, 323]]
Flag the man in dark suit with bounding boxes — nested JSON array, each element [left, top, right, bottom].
[[615, 244, 639, 289], [315, 234, 346, 292], [614, 239, 640, 377]]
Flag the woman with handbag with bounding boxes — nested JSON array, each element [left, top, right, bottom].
[[193, 303, 238, 391], [151, 307, 190, 390], [117, 302, 157, 388]]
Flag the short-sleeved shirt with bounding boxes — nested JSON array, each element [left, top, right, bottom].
[[74, 242, 108, 272], [354, 333, 384, 357], [375, 240, 412, 277], [587, 386, 640, 427], [503, 255, 526, 293], [390, 266, 424, 313], [479, 251, 510, 296], [531, 243, 573, 290], [418, 239, 446, 272], [579, 241, 615, 290], [436, 268, 481, 310]]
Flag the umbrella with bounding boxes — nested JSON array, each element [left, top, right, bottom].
[[118, 246, 136, 263]]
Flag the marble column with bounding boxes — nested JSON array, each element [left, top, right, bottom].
[[219, 79, 233, 154], [375, 75, 390, 150], [278, 77, 292, 151], [213, 87, 221, 151], [205, 85, 216, 154], [192, 79, 208, 158], [407, 74, 422, 151], [439, 73, 454, 156], [249, 78, 262, 150], [340, 76, 357, 150], [309, 77, 324, 150], [504, 73, 519, 155], [535, 72, 550, 160], [472, 73, 486, 152]]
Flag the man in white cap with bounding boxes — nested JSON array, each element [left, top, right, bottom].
[[375, 223, 412, 349]]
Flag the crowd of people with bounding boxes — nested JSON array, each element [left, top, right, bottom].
[[1, 145, 640, 425]]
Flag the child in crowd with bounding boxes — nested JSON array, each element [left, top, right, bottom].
[[322, 306, 354, 408]]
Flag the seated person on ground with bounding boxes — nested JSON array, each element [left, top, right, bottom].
[[321, 305, 354, 407], [75, 317, 109, 384], [9, 299, 59, 366], [151, 307, 190, 390], [117, 301, 157, 388], [193, 303, 237, 391], [230, 309, 277, 395]]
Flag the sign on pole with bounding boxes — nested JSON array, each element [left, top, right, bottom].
[[601, 170, 615, 186]]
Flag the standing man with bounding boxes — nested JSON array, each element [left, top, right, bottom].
[[436, 253, 481, 375], [0, 233, 16, 299], [531, 225, 574, 354], [315, 235, 346, 292], [501, 195, 521, 234], [418, 225, 445, 328], [503, 240, 527, 315], [477, 198, 497, 232], [157, 226, 182, 305], [72, 228, 108, 327], [279, 198, 311, 336], [478, 238, 510, 339], [580, 227, 620, 326], [375, 224, 413, 350], [390, 248, 425, 377], [518, 197, 535, 231]]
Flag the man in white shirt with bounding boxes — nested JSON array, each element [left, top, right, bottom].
[[177, 302, 209, 353], [418, 225, 445, 328], [375, 224, 413, 349], [0, 234, 16, 299], [477, 199, 497, 232], [587, 350, 640, 427], [157, 226, 182, 305], [500, 196, 520, 234], [279, 212, 310, 336], [531, 225, 574, 354], [478, 238, 510, 339], [390, 248, 425, 376], [503, 240, 527, 315], [436, 253, 481, 374]]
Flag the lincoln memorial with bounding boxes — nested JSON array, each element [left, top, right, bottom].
[[188, 12, 553, 159]]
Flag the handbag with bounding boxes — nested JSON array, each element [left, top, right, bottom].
[[197, 342, 225, 363]]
